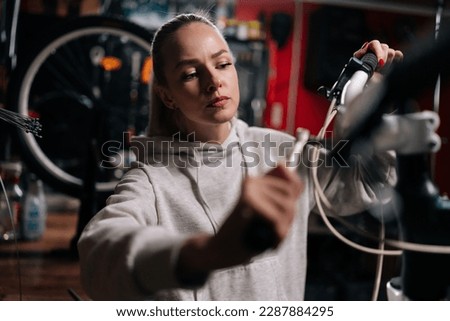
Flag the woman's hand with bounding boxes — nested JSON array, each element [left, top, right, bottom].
[[176, 164, 303, 280], [353, 40, 403, 72], [211, 164, 304, 264]]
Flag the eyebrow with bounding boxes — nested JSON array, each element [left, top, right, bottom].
[[174, 49, 229, 70]]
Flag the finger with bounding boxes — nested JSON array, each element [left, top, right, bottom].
[[385, 46, 403, 67], [379, 48, 403, 73], [394, 50, 404, 62], [385, 48, 396, 65], [368, 40, 387, 63], [354, 40, 381, 58], [257, 185, 297, 220], [353, 41, 370, 58], [243, 175, 300, 204], [250, 180, 298, 228], [266, 165, 304, 196], [242, 179, 296, 225], [240, 187, 297, 250], [355, 40, 394, 70], [257, 199, 295, 241]]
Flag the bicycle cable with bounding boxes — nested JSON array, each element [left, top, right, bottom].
[[0, 108, 42, 137], [311, 90, 450, 255]]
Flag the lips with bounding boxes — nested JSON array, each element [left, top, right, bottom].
[[207, 96, 230, 108]]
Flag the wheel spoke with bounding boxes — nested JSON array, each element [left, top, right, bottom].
[[39, 45, 96, 100], [11, 17, 153, 196]]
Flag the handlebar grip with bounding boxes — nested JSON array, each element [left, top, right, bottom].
[[361, 52, 378, 77], [242, 217, 277, 253]]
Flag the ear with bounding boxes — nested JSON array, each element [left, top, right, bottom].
[[155, 85, 176, 109]]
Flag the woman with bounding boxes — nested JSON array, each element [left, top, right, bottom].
[[78, 13, 402, 300]]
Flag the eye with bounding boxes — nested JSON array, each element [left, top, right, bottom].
[[182, 71, 198, 81], [217, 62, 232, 69]]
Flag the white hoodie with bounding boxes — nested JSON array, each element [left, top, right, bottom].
[[78, 119, 395, 300]]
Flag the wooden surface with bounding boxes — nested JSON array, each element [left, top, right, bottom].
[[0, 196, 89, 301]]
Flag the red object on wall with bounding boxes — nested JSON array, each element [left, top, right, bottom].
[[235, 0, 449, 195], [236, 0, 296, 132], [235, 1, 333, 136]]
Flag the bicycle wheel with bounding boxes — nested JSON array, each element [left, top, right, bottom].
[[8, 15, 154, 197]]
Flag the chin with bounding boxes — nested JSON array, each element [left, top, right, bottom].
[[212, 110, 237, 124]]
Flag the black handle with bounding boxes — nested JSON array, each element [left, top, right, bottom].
[[242, 217, 277, 253]]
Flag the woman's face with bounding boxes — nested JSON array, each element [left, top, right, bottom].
[[158, 22, 240, 137]]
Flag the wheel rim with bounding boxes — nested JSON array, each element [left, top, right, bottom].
[[16, 25, 153, 194]]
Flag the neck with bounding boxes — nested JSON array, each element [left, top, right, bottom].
[[186, 122, 231, 144]]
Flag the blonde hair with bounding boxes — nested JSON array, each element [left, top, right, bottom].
[[148, 12, 221, 136]]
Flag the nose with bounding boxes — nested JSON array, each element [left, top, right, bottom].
[[205, 70, 222, 93]]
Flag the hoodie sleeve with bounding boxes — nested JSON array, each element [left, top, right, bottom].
[[77, 168, 191, 300]]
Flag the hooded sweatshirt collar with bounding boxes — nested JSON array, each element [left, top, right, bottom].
[[131, 118, 247, 166]]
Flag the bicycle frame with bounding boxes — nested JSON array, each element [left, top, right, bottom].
[[0, 0, 20, 72], [340, 27, 450, 300]]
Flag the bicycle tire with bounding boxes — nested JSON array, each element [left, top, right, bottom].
[[8, 15, 154, 197]]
